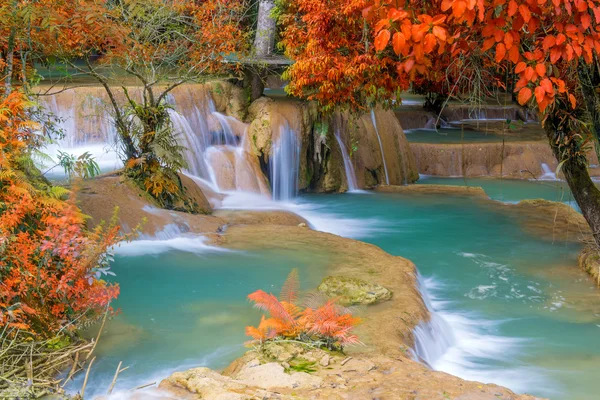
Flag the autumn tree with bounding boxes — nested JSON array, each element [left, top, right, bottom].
[[39, 0, 250, 209], [278, 0, 600, 247]]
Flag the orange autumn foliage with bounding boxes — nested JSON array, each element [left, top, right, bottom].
[[246, 269, 361, 350], [0, 92, 121, 337], [280, 0, 600, 114]]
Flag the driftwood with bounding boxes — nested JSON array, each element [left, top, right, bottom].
[[1, 309, 112, 399]]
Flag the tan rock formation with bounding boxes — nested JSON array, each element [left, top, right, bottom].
[[578, 245, 600, 285], [506, 199, 591, 243], [410, 139, 600, 179]]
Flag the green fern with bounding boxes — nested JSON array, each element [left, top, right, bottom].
[[47, 186, 70, 200]]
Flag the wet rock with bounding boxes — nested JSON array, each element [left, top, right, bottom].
[[159, 367, 293, 399], [578, 245, 600, 284], [318, 276, 393, 305], [509, 199, 591, 242]]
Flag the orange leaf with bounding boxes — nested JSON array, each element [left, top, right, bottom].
[[515, 62, 527, 73], [525, 66, 535, 81], [569, 93, 577, 109], [518, 87, 533, 105], [504, 32, 514, 50], [535, 63, 547, 77], [423, 33, 437, 53], [374, 29, 391, 51], [540, 78, 553, 94], [453, 1, 467, 18], [495, 43, 506, 63], [509, 45, 520, 63], [433, 26, 447, 41], [508, 0, 518, 17], [534, 86, 546, 104], [392, 32, 406, 55], [519, 5, 531, 23]]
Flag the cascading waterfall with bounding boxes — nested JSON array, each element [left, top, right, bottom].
[[42, 92, 122, 177], [539, 163, 558, 181], [166, 89, 270, 196], [370, 109, 390, 185], [43, 86, 270, 199], [412, 275, 456, 366], [270, 120, 300, 201], [333, 119, 359, 192]]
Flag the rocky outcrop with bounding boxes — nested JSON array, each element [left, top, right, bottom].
[[376, 183, 488, 198], [205, 80, 249, 121], [578, 245, 600, 284], [247, 97, 418, 192], [411, 141, 559, 179], [507, 199, 591, 243], [317, 276, 392, 305], [160, 342, 542, 400]]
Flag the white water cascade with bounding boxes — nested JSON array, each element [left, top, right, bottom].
[[333, 120, 359, 192], [42, 92, 122, 178], [370, 109, 390, 185], [412, 275, 456, 366], [270, 120, 300, 201], [413, 275, 549, 395], [539, 163, 559, 181], [167, 91, 270, 197]]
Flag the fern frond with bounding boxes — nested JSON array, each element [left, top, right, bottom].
[[247, 290, 295, 324], [280, 268, 300, 305], [47, 186, 71, 200]]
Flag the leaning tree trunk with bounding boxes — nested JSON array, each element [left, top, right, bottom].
[[547, 128, 600, 247], [245, 0, 277, 102]]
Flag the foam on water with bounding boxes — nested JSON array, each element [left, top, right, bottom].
[[114, 225, 231, 256], [218, 191, 391, 239], [413, 275, 559, 397]]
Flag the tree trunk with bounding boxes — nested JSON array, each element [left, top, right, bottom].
[[245, 0, 277, 101], [244, 67, 265, 103], [548, 132, 600, 246], [254, 0, 277, 58]]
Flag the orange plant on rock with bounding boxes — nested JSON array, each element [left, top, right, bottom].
[[246, 269, 361, 350], [0, 92, 121, 337]]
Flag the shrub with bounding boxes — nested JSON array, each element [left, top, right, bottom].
[[245, 269, 361, 351], [0, 92, 121, 337]]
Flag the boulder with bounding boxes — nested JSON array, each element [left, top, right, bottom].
[[318, 276, 393, 306]]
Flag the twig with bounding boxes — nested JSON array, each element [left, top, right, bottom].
[[61, 350, 80, 388], [79, 356, 95, 398], [131, 381, 156, 391], [107, 361, 129, 395], [86, 307, 109, 361]]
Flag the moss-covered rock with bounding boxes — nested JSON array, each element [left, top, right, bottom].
[[578, 245, 600, 285], [318, 276, 392, 306]]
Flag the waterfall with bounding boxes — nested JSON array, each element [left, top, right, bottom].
[[42, 91, 122, 178], [43, 86, 270, 199], [370, 110, 390, 185], [412, 275, 456, 366], [539, 163, 558, 181], [333, 121, 358, 192], [270, 120, 300, 201], [166, 89, 270, 197]]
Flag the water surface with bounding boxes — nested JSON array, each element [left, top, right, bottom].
[[300, 189, 599, 400]]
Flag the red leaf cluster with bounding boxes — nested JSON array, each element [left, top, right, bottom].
[[245, 270, 361, 349]]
